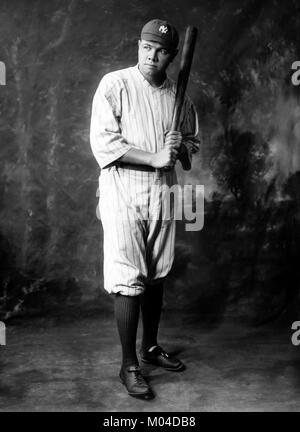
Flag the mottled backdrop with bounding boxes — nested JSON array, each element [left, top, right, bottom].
[[0, 0, 300, 323]]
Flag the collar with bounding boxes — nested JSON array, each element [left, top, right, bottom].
[[133, 64, 172, 92]]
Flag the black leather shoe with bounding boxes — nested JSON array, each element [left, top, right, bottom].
[[119, 365, 154, 399], [140, 346, 185, 371]]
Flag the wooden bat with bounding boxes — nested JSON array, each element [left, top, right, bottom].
[[172, 26, 198, 130], [165, 25, 198, 171]]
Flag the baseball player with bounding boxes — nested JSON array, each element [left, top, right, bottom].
[[90, 19, 200, 399]]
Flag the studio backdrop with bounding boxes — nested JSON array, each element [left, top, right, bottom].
[[0, 0, 299, 324]]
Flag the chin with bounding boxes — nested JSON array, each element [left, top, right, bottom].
[[143, 68, 157, 77]]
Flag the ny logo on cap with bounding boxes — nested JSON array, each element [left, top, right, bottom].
[[159, 25, 168, 34]]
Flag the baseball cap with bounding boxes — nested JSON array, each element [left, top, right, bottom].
[[140, 19, 179, 51]]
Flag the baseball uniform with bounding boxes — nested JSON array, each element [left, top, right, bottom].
[[90, 64, 200, 296]]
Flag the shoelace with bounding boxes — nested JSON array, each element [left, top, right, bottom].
[[129, 369, 146, 385], [154, 346, 170, 358]]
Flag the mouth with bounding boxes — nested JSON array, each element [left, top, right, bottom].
[[145, 64, 157, 69]]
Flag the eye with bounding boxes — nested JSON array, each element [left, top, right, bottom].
[[159, 49, 168, 56], [143, 45, 151, 51]]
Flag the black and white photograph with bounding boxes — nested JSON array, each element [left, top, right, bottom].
[[0, 0, 300, 415]]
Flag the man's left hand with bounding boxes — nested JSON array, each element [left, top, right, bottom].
[[164, 131, 191, 170], [164, 131, 182, 150]]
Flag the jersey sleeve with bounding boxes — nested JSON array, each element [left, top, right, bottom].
[[179, 95, 201, 164], [90, 74, 132, 169]]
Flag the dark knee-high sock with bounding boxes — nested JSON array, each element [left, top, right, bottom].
[[140, 283, 164, 353], [114, 294, 140, 368]]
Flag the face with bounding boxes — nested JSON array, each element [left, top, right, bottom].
[[138, 39, 177, 82]]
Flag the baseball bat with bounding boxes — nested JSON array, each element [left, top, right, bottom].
[[165, 25, 198, 171], [172, 25, 198, 130]]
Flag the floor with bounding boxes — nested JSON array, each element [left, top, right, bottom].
[[0, 310, 300, 412]]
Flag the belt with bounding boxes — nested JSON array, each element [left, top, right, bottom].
[[115, 162, 156, 172]]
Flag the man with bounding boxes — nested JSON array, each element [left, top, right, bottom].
[[90, 18, 200, 399]]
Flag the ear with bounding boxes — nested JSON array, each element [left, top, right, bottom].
[[170, 48, 178, 63]]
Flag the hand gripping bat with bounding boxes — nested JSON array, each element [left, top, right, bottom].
[[165, 25, 198, 171]]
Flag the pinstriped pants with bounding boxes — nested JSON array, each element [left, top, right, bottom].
[[98, 165, 177, 296]]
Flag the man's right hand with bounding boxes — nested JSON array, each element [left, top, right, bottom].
[[151, 145, 179, 169]]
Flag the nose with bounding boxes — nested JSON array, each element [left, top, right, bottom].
[[147, 48, 158, 62]]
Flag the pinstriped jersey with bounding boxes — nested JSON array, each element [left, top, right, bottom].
[[90, 64, 200, 170]]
